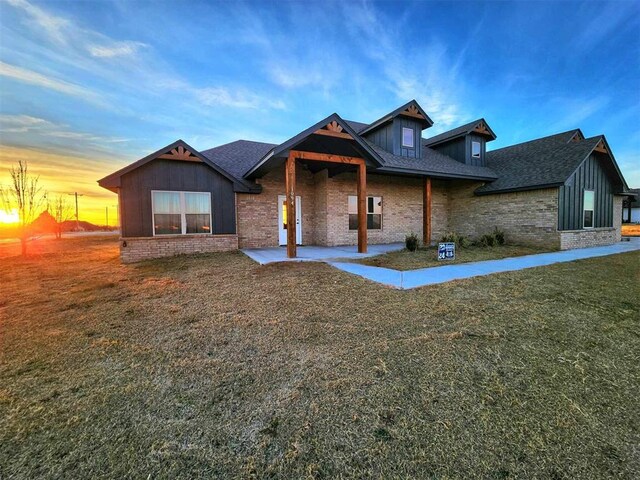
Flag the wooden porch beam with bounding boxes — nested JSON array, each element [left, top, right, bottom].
[[289, 150, 365, 166], [357, 162, 367, 253], [423, 177, 432, 246], [285, 152, 297, 258]]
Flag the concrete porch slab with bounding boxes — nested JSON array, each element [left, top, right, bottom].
[[242, 243, 404, 265]]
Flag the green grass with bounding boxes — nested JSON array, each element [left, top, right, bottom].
[[1, 236, 639, 478], [354, 244, 552, 270]]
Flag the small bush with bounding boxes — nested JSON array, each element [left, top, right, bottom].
[[440, 232, 469, 248], [405, 232, 419, 252], [479, 233, 496, 247], [477, 228, 506, 247]]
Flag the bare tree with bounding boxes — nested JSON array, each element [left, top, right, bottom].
[[0, 160, 44, 255], [53, 194, 73, 239]]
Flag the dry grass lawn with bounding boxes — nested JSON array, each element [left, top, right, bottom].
[[354, 244, 551, 270], [1, 235, 639, 479], [622, 224, 640, 236]]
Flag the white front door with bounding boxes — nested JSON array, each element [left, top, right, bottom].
[[278, 195, 302, 246]]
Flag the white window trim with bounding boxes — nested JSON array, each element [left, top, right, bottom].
[[348, 195, 383, 230], [472, 141, 481, 158], [151, 190, 212, 236], [402, 127, 414, 148], [583, 189, 595, 229]]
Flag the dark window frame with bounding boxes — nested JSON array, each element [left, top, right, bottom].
[[348, 195, 382, 230]]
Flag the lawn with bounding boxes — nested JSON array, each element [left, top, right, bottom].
[[622, 224, 640, 237], [1, 236, 639, 479], [355, 244, 552, 270]]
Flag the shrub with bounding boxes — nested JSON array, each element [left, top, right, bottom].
[[493, 227, 505, 245], [440, 232, 469, 248], [479, 233, 496, 247], [405, 232, 419, 252]]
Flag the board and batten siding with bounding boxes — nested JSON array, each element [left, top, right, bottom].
[[430, 135, 487, 167], [558, 153, 614, 230], [119, 159, 236, 237], [364, 117, 423, 159]]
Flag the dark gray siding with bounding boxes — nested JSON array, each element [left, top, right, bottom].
[[365, 122, 394, 153], [558, 153, 614, 230], [119, 159, 236, 237], [364, 118, 423, 159], [432, 138, 466, 163], [431, 135, 486, 166], [466, 135, 486, 167]]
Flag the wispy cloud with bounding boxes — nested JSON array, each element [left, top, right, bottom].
[[194, 86, 286, 110], [6, 0, 69, 45], [0, 61, 103, 104], [547, 96, 610, 132], [88, 41, 148, 58]]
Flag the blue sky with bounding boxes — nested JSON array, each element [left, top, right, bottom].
[[0, 0, 639, 221]]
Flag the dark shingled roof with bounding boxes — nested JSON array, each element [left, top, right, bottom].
[[476, 130, 602, 194], [423, 118, 496, 147], [201, 140, 275, 190], [367, 140, 497, 180]]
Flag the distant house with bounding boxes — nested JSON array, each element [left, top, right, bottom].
[[98, 100, 631, 262], [622, 188, 639, 223]]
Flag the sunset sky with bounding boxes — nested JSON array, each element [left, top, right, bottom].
[[1, 0, 639, 225]]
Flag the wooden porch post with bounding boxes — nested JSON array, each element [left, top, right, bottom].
[[423, 177, 432, 246], [285, 152, 297, 258], [357, 162, 367, 253]]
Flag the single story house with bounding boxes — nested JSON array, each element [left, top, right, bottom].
[[98, 100, 631, 263], [622, 188, 639, 223]]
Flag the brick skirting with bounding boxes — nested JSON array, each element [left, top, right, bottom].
[[120, 234, 238, 263], [559, 228, 618, 250]]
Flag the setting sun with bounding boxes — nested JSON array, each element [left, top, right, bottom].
[[0, 208, 19, 224]]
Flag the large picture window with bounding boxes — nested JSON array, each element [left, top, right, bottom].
[[348, 195, 382, 230], [152, 191, 211, 235], [583, 190, 594, 228]]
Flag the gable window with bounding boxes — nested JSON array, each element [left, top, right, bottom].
[[348, 195, 382, 230], [152, 191, 211, 235], [583, 190, 594, 229], [402, 127, 414, 148], [472, 141, 481, 158]]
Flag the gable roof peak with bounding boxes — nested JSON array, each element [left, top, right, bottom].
[[359, 100, 433, 136]]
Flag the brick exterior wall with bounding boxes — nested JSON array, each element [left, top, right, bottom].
[[236, 165, 448, 248], [558, 228, 618, 250], [236, 165, 317, 248], [120, 234, 238, 263], [448, 182, 561, 248]]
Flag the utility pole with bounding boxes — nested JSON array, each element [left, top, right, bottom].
[[68, 192, 84, 231], [112, 204, 119, 229], [105, 206, 109, 227]]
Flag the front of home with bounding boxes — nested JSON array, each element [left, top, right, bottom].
[[98, 100, 630, 263]]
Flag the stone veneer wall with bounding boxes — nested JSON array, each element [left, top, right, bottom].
[[120, 234, 238, 263], [447, 181, 561, 248]]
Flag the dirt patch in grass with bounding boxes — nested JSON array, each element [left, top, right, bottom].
[[622, 224, 640, 236], [1, 236, 639, 478], [354, 244, 553, 270]]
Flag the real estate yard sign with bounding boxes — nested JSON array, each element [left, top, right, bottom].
[[438, 242, 455, 261]]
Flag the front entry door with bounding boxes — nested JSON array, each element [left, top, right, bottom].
[[278, 195, 302, 246]]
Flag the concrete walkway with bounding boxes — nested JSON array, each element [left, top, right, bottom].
[[328, 238, 640, 290], [242, 242, 404, 265]]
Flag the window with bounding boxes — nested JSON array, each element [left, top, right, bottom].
[[402, 127, 414, 148], [152, 191, 211, 235], [472, 141, 481, 158], [583, 190, 594, 228], [348, 195, 382, 230]]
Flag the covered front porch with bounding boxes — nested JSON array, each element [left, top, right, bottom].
[[242, 242, 404, 265], [243, 115, 434, 258]]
